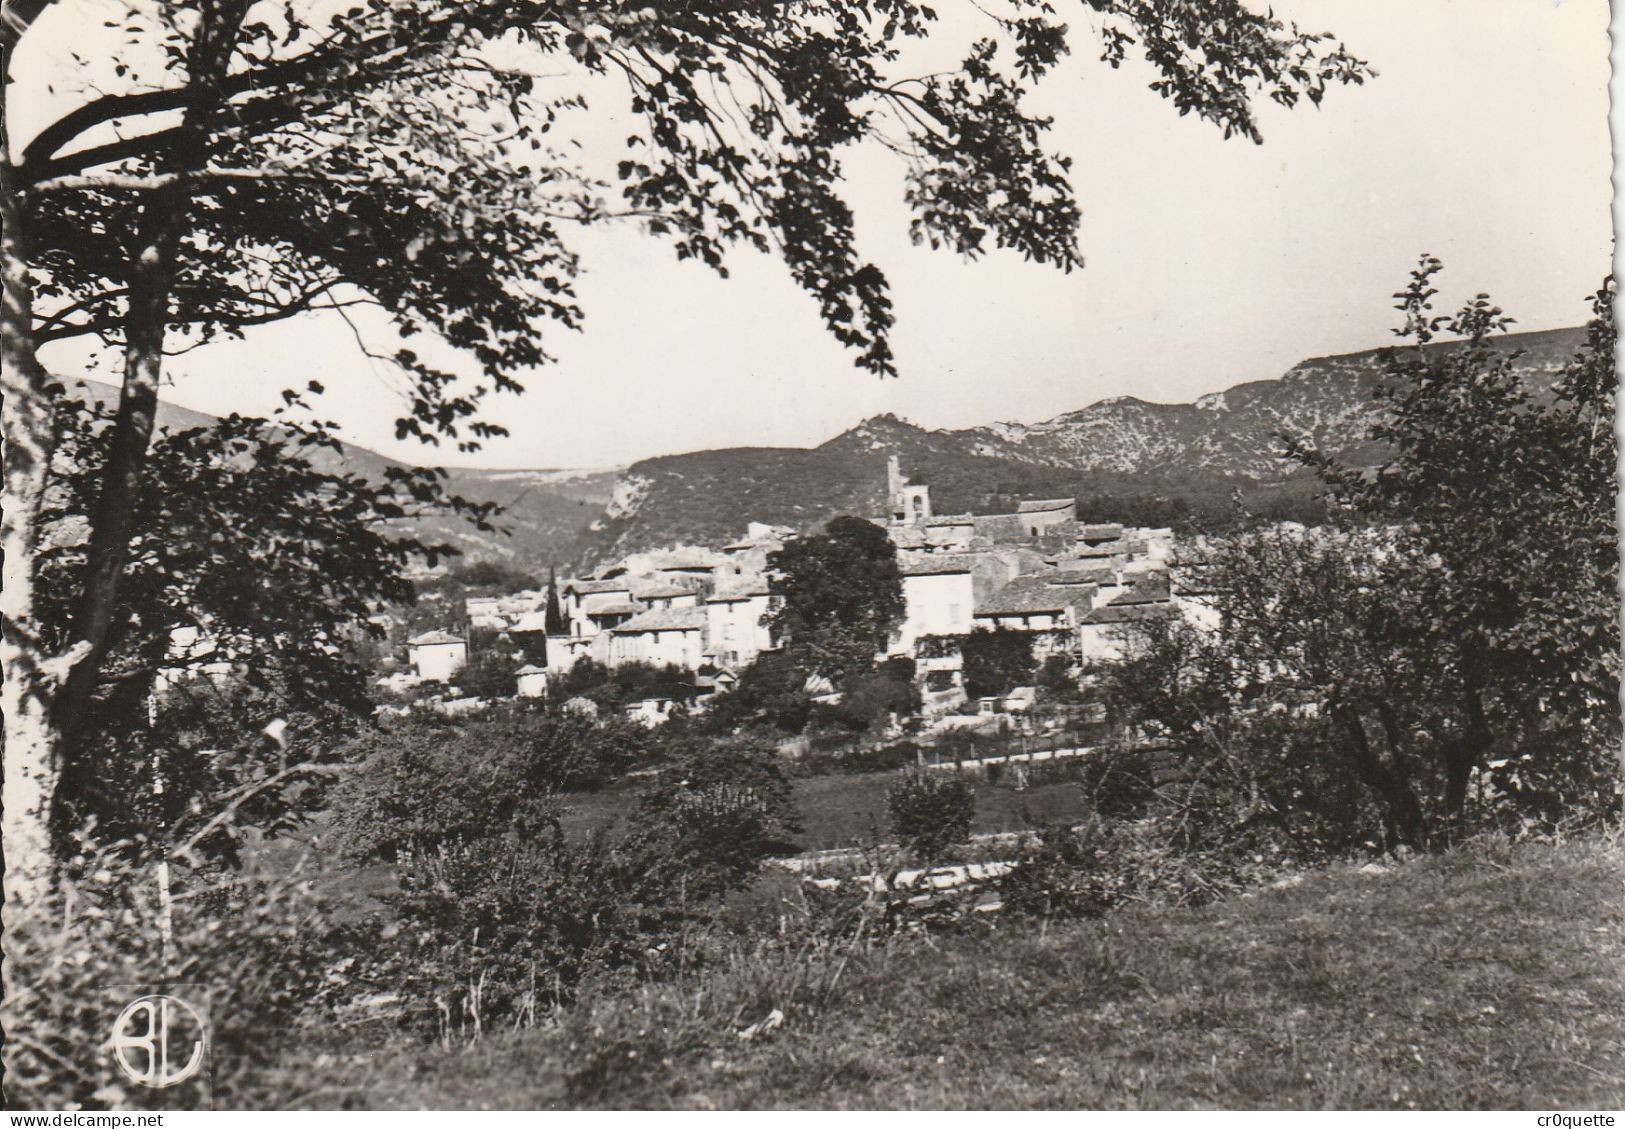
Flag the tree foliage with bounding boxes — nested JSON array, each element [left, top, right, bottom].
[[887, 769, 975, 861], [1105, 263, 1620, 848], [766, 515, 905, 680], [960, 627, 1038, 700], [331, 706, 657, 861]]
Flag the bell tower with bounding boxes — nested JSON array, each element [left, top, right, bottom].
[[887, 454, 931, 524]]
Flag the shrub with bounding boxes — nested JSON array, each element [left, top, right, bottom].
[[887, 771, 975, 861], [998, 814, 1292, 923], [330, 708, 657, 861]]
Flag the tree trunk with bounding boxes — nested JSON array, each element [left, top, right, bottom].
[[0, 91, 65, 914], [1332, 702, 1428, 847], [53, 195, 187, 739], [1446, 676, 1493, 818]]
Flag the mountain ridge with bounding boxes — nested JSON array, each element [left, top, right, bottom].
[[75, 323, 1586, 570]]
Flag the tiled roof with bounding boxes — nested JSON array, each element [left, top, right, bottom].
[[1079, 523, 1125, 540], [901, 554, 977, 576], [1109, 572, 1171, 606], [708, 578, 772, 600], [975, 575, 1094, 616], [1045, 572, 1102, 588], [509, 611, 550, 632], [1075, 543, 1122, 559], [630, 579, 701, 599], [588, 601, 642, 617], [1082, 602, 1175, 625], [1017, 498, 1076, 513], [567, 578, 632, 595], [611, 606, 707, 633], [408, 630, 465, 646]]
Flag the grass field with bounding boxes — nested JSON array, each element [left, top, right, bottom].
[[294, 833, 1625, 1109], [559, 770, 1091, 852]]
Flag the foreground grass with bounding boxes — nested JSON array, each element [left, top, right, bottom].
[[294, 833, 1625, 1109]]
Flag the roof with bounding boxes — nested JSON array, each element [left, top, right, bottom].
[[1045, 571, 1102, 587], [509, 611, 551, 632], [567, 578, 633, 595], [611, 606, 707, 634], [901, 554, 977, 577], [1109, 572, 1172, 606], [587, 601, 642, 617], [975, 575, 1094, 616], [708, 578, 772, 601], [514, 664, 548, 676], [1017, 498, 1076, 514], [1079, 523, 1125, 540], [1082, 602, 1175, 625], [408, 630, 465, 647], [630, 580, 700, 600], [1075, 543, 1123, 559]]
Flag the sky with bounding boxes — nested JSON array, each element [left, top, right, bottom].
[[26, 0, 1615, 470]]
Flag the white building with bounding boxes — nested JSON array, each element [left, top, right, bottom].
[[563, 579, 639, 636], [608, 606, 708, 669], [543, 634, 593, 674], [407, 630, 467, 682], [894, 556, 978, 653], [515, 664, 550, 698], [705, 579, 775, 668]]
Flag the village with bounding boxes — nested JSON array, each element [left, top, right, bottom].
[[391, 454, 1217, 728]]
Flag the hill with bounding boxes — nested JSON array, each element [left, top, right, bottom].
[[72, 324, 1585, 570], [582, 325, 1584, 563], [66, 377, 620, 571]]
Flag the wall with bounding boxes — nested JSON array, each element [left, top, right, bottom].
[[410, 641, 466, 682], [705, 593, 774, 668], [896, 571, 976, 652], [611, 628, 705, 670]]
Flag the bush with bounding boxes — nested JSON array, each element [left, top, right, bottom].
[[361, 736, 802, 1031], [997, 814, 1292, 922], [331, 708, 657, 861], [887, 771, 975, 861]]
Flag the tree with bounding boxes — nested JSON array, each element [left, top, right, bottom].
[[1289, 259, 1620, 827], [766, 515, 905, 680], [1102, 526, 1439, 846], [2, 0, 1371, 906], [960, 627, 1037, 700], [700, 648, 817, 736], [37, 398, 450, 849], [332, 705, 657, 861], [543, 567, 568, 636], [1100, 266, 1619, 849]]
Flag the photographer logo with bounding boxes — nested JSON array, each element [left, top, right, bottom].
[[109, 994, 207, 1088]]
